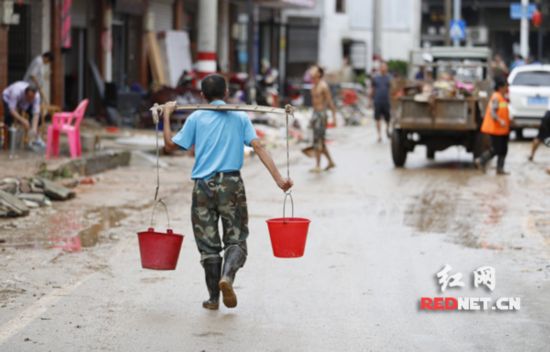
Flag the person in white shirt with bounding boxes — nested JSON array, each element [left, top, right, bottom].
[[2, 81, 42, 147], [23, 52, 53, 97]]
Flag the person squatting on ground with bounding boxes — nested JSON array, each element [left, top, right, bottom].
[[161, 74, 293, 310], [528, 110, 550, 162], [2, 81, 43, 148], [475, 76, 511, 175], [309, 65, 337, 173], [371, 62, 392, 142]]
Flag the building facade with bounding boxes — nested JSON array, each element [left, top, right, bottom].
[[0, 0, 316, 117], [282, 0, 422, 78], [421, 0, 549, 63]]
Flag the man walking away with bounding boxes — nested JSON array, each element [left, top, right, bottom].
[[162, 74, 293, 310], [371, 62, 392, 142], [528, 110, 550, 162], [309, 65, 337, 173], [2, 81, 42, 149], [475, 76, 511, 175]]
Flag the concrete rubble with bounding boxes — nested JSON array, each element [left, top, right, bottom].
[[0, 177, 74, 218], [0, 190, 29, 218], [38, 151, 132, 179]]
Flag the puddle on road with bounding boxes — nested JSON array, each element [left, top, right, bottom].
[[0, 207, 127, 251], [404, 190, 456, 234], [403, 187, 508, 250], [77, 208, 126, 247]]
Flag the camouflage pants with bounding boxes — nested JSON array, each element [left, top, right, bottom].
[[311, 110, 328, 151], [191, 173, 249, 262]]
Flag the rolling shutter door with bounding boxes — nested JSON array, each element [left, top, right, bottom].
[[150, 0, 174, 32]]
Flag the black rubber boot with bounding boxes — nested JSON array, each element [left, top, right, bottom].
[[202, 258, 222, 310], [219, 245, 246, 308], [475, 150, 492, 172], [496, 156, 509, 175]]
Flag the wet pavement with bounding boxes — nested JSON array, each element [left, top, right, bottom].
[[1, 125, 550, 351]]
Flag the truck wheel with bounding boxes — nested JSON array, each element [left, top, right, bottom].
[[391, 129, 407, 167], [515, 129, 524, 140], [427, 148, 435, 160]]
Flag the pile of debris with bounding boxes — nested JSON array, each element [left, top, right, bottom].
[[251, 110, 309, 148], [0, 177, 75, 218]]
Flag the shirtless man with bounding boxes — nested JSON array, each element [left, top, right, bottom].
[[309, 65, 337, 172]]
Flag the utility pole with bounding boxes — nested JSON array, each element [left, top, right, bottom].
[[372, 0, 382, 59], [453, 0, 461, 47], [196, 0, 218, 79], [247, 0, 256, 103], [51, 0, 64, 107], [520, 0, 530, 59], [445, 0, 452, 46]]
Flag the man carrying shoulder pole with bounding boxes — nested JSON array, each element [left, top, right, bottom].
[[161, 74, 293, 310]]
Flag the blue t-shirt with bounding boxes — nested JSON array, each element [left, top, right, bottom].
[[372, 74, 392, 105], [171, 100, 258, 180]]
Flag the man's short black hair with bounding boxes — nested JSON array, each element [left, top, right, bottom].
[[201, 74, 227, 101], [25, 84, 38, 94], [314, 65, 324, 78], [42, 51, 54, 61], [494, 76, 507, 90]]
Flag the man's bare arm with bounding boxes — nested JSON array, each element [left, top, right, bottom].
[[251, 139, 293, 192], [162, 101, 179, 153], [31, 113, 40, 136], [10, 109, 30, 130], [490, 99, 506, 127]]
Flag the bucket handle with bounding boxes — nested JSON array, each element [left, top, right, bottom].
[[150, 199, 171, 229], [282, 192, 294, 222]]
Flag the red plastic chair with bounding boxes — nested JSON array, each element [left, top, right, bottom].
[[46, 99, 89, 159]]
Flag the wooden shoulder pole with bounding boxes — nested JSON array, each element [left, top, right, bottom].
[[149, 104, 294, 124]]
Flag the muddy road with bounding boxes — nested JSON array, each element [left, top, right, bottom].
[[1, 125, 549, 351]]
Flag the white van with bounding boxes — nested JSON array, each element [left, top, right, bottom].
[[508, 64, 550, 137]]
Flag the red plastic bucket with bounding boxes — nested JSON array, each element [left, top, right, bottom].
[[137, 228, 184, 270], [266, 217, 310, 258]]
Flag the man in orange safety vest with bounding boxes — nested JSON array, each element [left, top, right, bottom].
[[475, 76, 511, 175]]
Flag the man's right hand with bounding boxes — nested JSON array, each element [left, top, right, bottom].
[[277, 177, 294, 192], [163, 101, 177, 119]]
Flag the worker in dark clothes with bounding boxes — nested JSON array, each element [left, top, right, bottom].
[[371, 62, 392, 142], [528, 110, 550, 162], [475, 76, 511, 175]]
